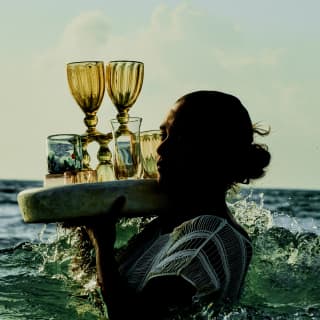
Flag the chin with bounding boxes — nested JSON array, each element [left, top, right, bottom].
[[157, 175, 165, 187], [157, 174, 169, 191]]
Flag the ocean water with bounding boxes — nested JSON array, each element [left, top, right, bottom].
[[0, 179, 319, 320]]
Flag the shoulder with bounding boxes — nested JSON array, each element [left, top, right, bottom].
[[144, 214, 252, 301], [173, 215, 225, 233], [172, 214, 250, 241], [169, 214, 253, 264], [150, 215, 252, 269]]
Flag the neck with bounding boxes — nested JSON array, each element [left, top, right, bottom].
[[159, 194, 234, 234], [167, 189, 229, 218], [158, 187, 242, 235]]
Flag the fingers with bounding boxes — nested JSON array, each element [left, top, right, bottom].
[[84, 195, 127, 245], [107, 195, 126, 222]]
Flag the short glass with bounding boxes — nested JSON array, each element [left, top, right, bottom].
[[110, 117, 142, 180], [46, 134, 83, 174], [64, 169, 98, 184], [140, 130, 161, 179]]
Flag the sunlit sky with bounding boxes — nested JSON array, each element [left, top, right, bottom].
[[1, 0, 320, 190]]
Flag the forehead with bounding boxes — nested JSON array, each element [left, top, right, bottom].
[[160, 103, 180, 131]]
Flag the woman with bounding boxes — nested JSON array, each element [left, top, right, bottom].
[[85, 90, 271, 319]]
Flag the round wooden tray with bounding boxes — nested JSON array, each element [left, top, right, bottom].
[[18, 179, 169, 223]]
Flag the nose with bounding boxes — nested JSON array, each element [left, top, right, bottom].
[[157, 131, 171, 156], [156, 139, 165, 157]]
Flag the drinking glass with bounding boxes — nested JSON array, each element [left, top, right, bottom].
[[140, 130, 161, 179], [46, 134, 83, 174], [64, 169, 98, 184], [110, 117, 142, 180]]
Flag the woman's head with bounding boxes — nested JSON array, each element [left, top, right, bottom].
[[157, 90, 271, 195]]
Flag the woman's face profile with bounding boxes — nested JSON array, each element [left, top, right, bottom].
[[156, 101, 193, 190]]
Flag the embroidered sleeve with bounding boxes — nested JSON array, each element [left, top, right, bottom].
[[143, 215, 252, 303]]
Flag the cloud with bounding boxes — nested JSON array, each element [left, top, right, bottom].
[[35, 10, 110, 65], [61, 11, 110, 59], [34, 4, 285, 91], [212, 48, 285, 70]]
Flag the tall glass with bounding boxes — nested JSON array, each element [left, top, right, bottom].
[[110, 117, 142, 180]]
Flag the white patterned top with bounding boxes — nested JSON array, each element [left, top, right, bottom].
[[118, 215, 252, 305]]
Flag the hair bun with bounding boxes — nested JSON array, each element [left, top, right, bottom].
[[246, 143, 271, 180]]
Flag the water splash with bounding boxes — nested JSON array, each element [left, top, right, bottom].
[[225, 191, 320, 319], [169, 190, 320, 319], [3, 190, 319, 319], [33, 191, 320, 319]]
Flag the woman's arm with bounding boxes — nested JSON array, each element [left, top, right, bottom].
[[85, 197, 196, 320], [92, 240, 196, 320]]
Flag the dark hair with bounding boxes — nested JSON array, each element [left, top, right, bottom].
[[236, 123, 271, 185], [175, 90, 271, 188]]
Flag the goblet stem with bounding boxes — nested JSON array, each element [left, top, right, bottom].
[[116, 111, 129, 125], [80, 134, 94, 170], [96, 132, 115, 181], [81, 113, 115, 181], [84, 114, 99, 134], [81, 130, 115, 182]]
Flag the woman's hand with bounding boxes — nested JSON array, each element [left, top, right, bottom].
[[84, 195, 126, 251]]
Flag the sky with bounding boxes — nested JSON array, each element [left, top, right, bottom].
[[1, 0, 320, 190]]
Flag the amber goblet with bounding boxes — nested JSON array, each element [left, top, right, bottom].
[[66, 61, 114, 181], [105, 60, 144, 125]]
